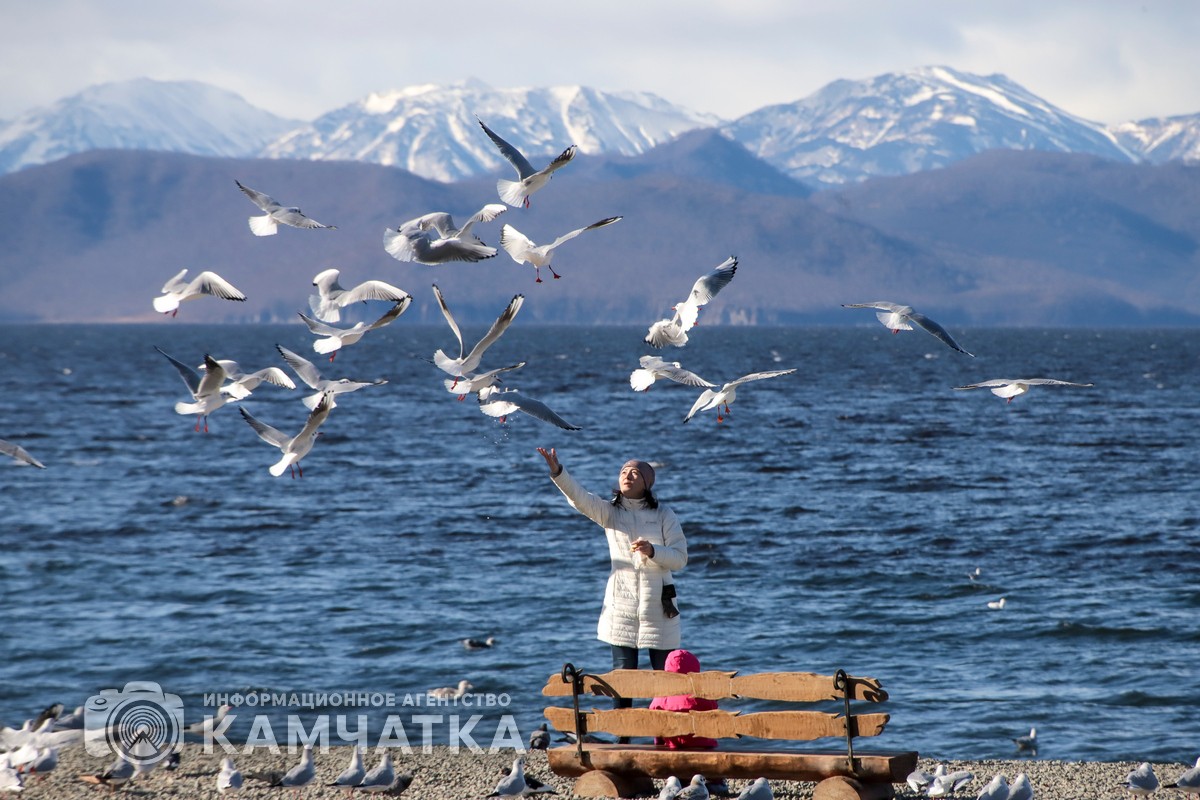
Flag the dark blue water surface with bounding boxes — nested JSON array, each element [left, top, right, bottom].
[[0, 323, 1197, 762]]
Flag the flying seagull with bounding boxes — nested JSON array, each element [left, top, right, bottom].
[[478, 118, 577, 208], [478, 386, 581, 431], [431, 285, 524, 382], [236, 180, 335, 236], [0, 439, 45, 469], [646, 256, 738, 348], [309, 268, 411, 324], [405, 204, 508, 240], [630, 355, 715, 392], [299, 297, 411, 361], [683, 369, 797, 423], [276, 344, 387, 409], [500, 217, 623, 282], [240, 392, 334, 478], [954, 378, 1093, 402], [153, 269, 246, 317], [383, 217, 498, 264], [842, 301, 974, 357]]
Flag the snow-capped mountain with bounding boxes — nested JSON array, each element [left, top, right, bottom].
[[0, 78, 300, 174], [722, 65, 1139, 186], [1109, 113, 1200, 164], [261, 79, 720, 181]]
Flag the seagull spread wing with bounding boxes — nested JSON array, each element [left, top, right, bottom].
[[477, 118, 537, 178], [907, 312, 973, 357]]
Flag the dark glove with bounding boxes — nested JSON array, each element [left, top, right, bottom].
[[662, 584, 680, 619]]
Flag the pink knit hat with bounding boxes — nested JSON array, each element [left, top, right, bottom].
[[621, 459, 655, 489]]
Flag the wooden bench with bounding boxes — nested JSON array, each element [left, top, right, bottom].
[[541, 664, 917, 800]]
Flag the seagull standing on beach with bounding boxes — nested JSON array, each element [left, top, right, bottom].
[[975, 774, 1009, 800], [276, 345, 387, 410], [431, 286, 524, 383], [659, 776, 684, 800], [239, 392, 334, 478], [478, 118, 577, 208], [1165, 756, 1200, 795], [954, 378, 1094, 403], [309, 268, 411, 324], [153, 268, 246, 316], [842, 301, 974, 357], [216, 756, 243, 795], [528, 723, 550, 751], [645, 256, 738, 348], [500, 217, 623, 283], [927, 767, 973, 797], [0, 758, 23, 793], [78, 753, 136, 790], [1008, 773, 1034, 800], [736, 777, 773, 800], [488, 757, 528, 799], [676, 774, 710, 800], [271, 746, 315, 798], [1123, 763, 1159, 797], [299, 297, 411, 361], [236, 180, 335, 236], [354, 751, 396, 793], [0, 439, 45, 469], [683, 369, 797, 423], [329, 747, 365, 796], [630, 355, 715, 392]]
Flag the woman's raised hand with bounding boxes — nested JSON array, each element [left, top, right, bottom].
[[536, 447, 561, 475]]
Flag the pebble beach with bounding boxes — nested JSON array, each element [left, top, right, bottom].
[[7, 743, 1191, 799]]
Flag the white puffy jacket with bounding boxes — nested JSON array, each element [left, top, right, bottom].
[[551, 467, 687, 649]]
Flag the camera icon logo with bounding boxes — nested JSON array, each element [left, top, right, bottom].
[[84, 681, 184, 767]]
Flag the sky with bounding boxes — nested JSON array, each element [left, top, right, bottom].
[[2, 1, 1199, 125]]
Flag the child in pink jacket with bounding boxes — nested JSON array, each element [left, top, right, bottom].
[[648, 648, 719, 749]]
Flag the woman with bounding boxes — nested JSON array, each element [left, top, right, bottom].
[[536, 447, 687, 699]]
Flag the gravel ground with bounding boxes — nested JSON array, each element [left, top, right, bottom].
[[6, 744, 1191, 799]]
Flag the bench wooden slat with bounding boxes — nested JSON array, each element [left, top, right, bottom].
[[545, 706, 889, 741], [541, 669, 888, 702], [546, 743, 918, 784]]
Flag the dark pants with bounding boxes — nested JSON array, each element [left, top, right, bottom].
[[610, 645, 671, 709]]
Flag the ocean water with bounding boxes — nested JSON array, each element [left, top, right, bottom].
[[0, 322, 1197, 763]]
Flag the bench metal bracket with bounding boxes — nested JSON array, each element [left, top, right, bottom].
[[834, 669, 860, 776]]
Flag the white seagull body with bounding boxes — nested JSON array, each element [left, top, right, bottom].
[[842, 301, 974, 357], [273, 746, 315, 792], [408, 204, 508, 240], [1124, 763, 1159, 797], [1007, 772, 1034, 800], [975, 773, 1009, 800], [428, 679, 473, 700], [383, 218, 498, 265], [1166, 756, 1200, 794], [431, 285, 524, 380], [0, 439, 45, 469], [955, 378, 1093, 402], [158, 348, 234, 432], [239, 392, 334, 478], [478, 386, 581, 431], [309, 268, 411, 323], [216, 756, 243, 795], [329, 747, 365, 794], [236, 180, 335, 236], [355, 752, 395, 793], [500, 217, 623, 282], [276, 344, 387, 409], [444, 362, 526, 400], [478, 118, 577, 208], [1012, 726, 1037, 752], [630, 355, 715, 392], [153, 268, 246, 316], [488, 757, 528, 799], [736, 777, 774, 800], [298, 297, 411, 361], [659, 775, 683, 800], [676, 773, 710, 800], [645, 256, 738, 348], [927, 768, 973, 797], [683, 368, 797, 423]]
